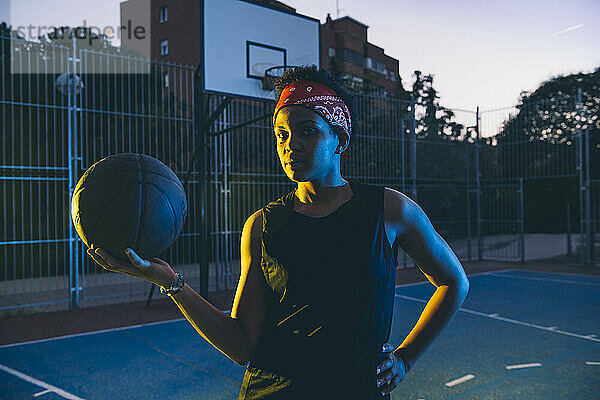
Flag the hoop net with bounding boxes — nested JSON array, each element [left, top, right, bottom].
[[262, 66, 296, 91]]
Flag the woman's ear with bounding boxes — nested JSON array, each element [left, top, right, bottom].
[[334, 127, 350, 154]]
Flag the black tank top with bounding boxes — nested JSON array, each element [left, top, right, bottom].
[[237, 180, 398, 400]]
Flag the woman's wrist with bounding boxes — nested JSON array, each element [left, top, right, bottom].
[[151, 270, 177, 288], [160, 272, 185, 296], [393, 348, 410, 372]]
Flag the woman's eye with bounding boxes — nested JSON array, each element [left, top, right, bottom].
[[304, 128, 316, 135]]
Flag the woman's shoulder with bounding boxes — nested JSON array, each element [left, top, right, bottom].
[[260, 188, 296, 235], [383, 186, 421, 230], [262, 188, 295, 213], [348, 180, 388, 208]]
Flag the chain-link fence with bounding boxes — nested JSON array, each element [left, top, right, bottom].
[[1, 34, 202, 313], [1, 34, 597, 315]]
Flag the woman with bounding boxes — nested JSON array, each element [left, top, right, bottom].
[[88, 66, 470, 399]]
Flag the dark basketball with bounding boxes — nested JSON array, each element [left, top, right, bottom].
[[71, 153, 187, 263]]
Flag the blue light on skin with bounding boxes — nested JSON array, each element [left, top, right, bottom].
[[274, 105, 352, 208]]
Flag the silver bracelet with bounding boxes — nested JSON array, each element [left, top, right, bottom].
[[160, 272, 185, 296]]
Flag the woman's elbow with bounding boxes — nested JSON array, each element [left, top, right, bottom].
[[458, 277, 470, 298], [234, 357, 250, 367], [446, 274, 469, 298], [234, 344, 256, 366], [227, 348, 250, 366]]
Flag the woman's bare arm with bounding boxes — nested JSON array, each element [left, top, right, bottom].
[[384, 187, 470, 371], [168, 210, 267, 365]]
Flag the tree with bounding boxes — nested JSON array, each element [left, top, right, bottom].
[[488, 67, 599, 235], [494, 67, 599, 178], [411, 70, 464, 141]]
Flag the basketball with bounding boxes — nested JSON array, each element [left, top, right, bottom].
[[71, 153, 187, 263]]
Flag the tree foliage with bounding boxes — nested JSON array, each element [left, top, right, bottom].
[[411, 70, 464, 141], [495, 67, 599, 144], [334, 67, 465, 142], [493, 67, 599, 178]]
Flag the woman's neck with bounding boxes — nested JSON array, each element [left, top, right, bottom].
[[295, 179, 350, 206]]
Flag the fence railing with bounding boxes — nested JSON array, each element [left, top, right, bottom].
[[0, 34, 597, 315]]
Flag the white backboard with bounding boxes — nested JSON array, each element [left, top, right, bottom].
[[203, 0, 320, 100]]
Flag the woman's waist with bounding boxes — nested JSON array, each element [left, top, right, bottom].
[[243, 361, 382, 400], [251, 328, 380, 377]]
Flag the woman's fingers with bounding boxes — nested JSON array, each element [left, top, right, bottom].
[[377, 370, 394, 388], [380, 373, 402, 395], [376, 358, 393, 375], [86, 248, 113, 270], [87, 247, 140, 277], [86, 246, 174, 287], [124, 248, 150, 270], [94, 248, 121, 266], [376, 353, 406, 395]]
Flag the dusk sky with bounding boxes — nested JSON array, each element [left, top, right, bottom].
[[3, 0, 599, 111], [285, 0, 599, 111]]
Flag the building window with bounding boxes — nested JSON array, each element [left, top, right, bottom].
[[159, 6, 168, 23], [163, 71, 169, 88], [339, 48, 363, 67], [160, 39, 168, 56], [389, 71, 396, 81], [328, 47, 336, 57], [365, 57, 387, 75]]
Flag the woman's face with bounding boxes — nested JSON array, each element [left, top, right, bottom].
[[274, 105, 342, 183]]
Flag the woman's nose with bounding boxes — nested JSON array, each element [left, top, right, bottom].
[[285, 131, 302, 152]]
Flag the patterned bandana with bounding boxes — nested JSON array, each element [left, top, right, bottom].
[[273, 80, 351, 161]]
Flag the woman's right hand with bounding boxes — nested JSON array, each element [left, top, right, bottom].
[[86, 246, 176, 288]]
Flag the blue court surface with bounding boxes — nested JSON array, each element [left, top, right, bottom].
[[1, 269, 599, 399]]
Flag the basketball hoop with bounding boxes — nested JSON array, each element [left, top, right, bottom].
[[262, 65, 296, 90]]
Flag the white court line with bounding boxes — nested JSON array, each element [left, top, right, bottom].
[[0, 269, 510, 349], [394, 268, 514, 289], [394, 280, 429, 288], [34, 389, 52, 397], [0, 268, 565, 350], [445, 374, 475, 387], [0, 363, 85, 400], [467, 269, 515, 277], [0, 308, 235, 349], [486, 272, 600, 287], [506, 363, 542, 370], [0, 318, 185, 349], [394, 294, 600, 343], [499, 268, 600, 278], [585, 361, 600, 365]]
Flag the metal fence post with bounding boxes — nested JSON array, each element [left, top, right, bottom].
[[581, 88, 592, 266], [476, 106, 482, 260], [567, 202, 572, 256], [466, 138, 472, 260], [194, 66, 209, 298], [67, 38, 82, 310], [410, 94, 417, 202], [401, 118, 405, 193], [519, 177, 525, 262], [576, 88, 588, 266]]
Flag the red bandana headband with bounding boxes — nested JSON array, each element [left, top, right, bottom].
[[273, 80, 351, 160]]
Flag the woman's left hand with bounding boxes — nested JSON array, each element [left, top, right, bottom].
[[376, 350, 407, 396]]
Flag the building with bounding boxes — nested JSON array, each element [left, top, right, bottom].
[[320, 14, 401, 97], [120, 0, 296, 66], [121, 1, 402, 96]]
